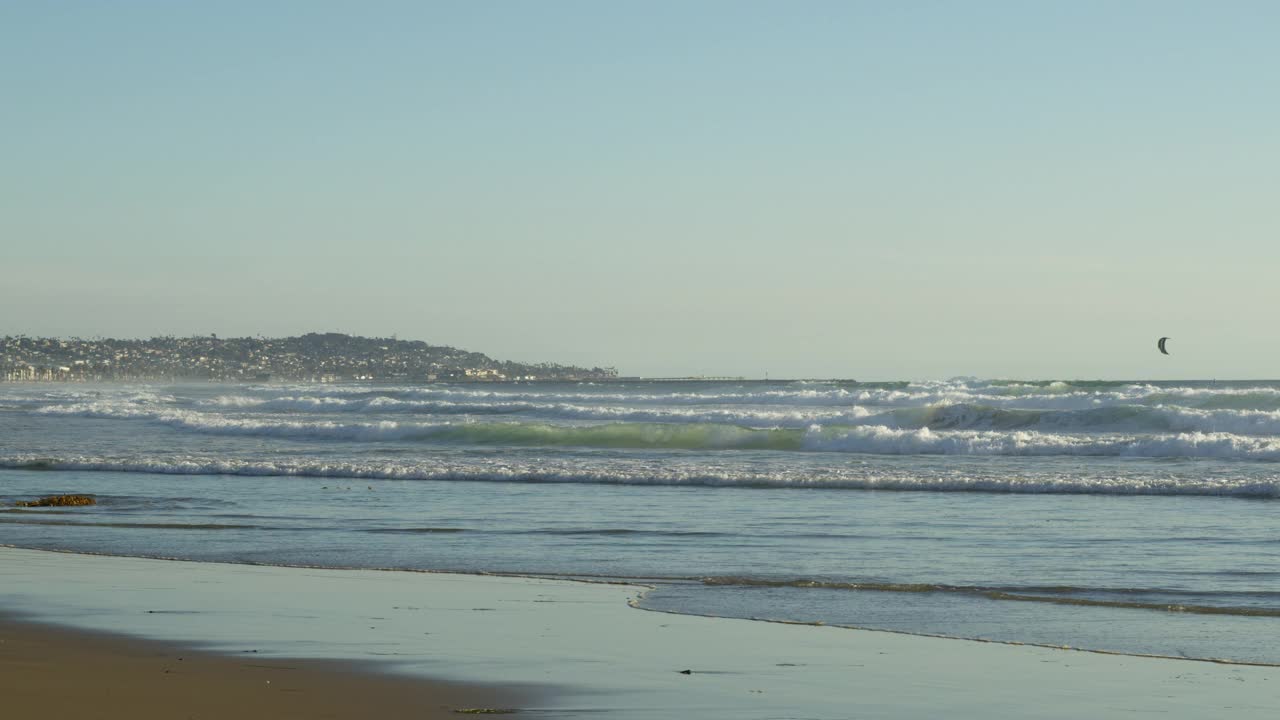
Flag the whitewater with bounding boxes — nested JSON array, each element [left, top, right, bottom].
[[2, 379, 1278, 663]]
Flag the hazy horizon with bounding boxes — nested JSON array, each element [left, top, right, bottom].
[[5, 2, 1277, 380]]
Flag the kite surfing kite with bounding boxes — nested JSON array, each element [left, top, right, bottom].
[[1158, 337, 1171, 355]]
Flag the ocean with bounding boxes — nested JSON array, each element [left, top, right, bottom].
[[2, 379, 1277, 665]]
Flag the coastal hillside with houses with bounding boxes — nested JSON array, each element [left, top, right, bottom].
[[0, 333, 617, 383]]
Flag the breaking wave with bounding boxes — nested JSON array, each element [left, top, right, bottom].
[[41, 393, 1280, 438], [195, 395, 880, 427], [226, 380, 1280, 411], [31, 402, 1280, 459], [888, 403, 1280, 436], [2, 454, 1278, 496]]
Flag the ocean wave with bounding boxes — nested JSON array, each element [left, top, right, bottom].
[[232, 383, 1132, 410], [1140, 388, 1280, 411], [37, 404, 806, 447], [17, 380, 1280, 421], [201, 381, 1280, 413], [30, 402, 1280, 459], [181, 394, 1280, 435], [885, 403, 1280, 436], [697, 577, 1280, 617], [196, 394, 880, 427], [199, 394, 549, 415], [3, 454, 1279, 497], [800, 425, 1280, 459]]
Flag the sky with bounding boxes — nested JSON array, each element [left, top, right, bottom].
[[3, 1, 1277, 379]]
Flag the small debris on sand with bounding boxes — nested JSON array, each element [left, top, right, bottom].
[[15, 494, 96, 507]]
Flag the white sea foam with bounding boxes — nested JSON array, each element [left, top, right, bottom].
[[214, 381, 1280, 414], [3, 453, 1278, 496], [67, 391, 1280, 437], [801, 425, 1280, 460], [30, 401, 1280, 460], [195, 394, 879, 427]]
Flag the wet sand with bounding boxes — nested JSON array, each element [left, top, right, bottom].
[[0, 614, 530, 719], [3, 547, 1278, 719]]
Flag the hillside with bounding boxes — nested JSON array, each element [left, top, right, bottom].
[[0, 333, 617, 383]]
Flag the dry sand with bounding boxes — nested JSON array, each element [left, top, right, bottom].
[[0, 615, 530, 719]]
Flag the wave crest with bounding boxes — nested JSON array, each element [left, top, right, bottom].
[[3, 454, 1278, 497]]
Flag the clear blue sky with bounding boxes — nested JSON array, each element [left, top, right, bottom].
[[3, 1, 1277, 379]]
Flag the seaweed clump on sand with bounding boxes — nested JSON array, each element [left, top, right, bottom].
[[15, 494, 96, 507]]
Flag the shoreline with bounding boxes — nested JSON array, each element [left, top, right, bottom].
[[13, 543, 1278, 670], [3, 547, 1278, 718]]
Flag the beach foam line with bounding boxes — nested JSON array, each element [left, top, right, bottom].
[[696, 577, 1280, 617], [3, 454, 1279, 496]]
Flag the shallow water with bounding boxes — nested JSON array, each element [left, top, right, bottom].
[[1, 380, 1278, 663]]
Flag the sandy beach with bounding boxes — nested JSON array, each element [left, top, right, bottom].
[[9, 0, 1280, 714], [2, 547, 1277, 719], [0, 614, 528, 719]]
